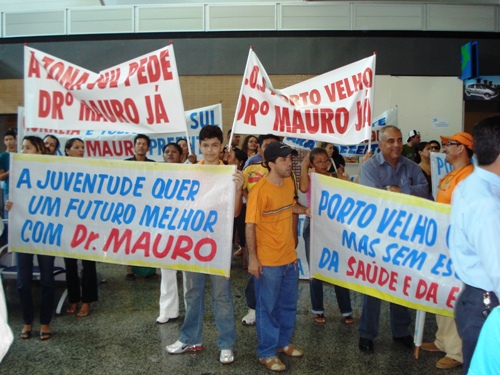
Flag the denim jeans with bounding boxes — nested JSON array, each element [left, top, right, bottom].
[[303, 218, 352, 315], [358, 294, 412, 340], [254, 262, 299, 359], [179, 271, 236, 350], [16, 253, 55, 325], [455, 285, 499, 374]]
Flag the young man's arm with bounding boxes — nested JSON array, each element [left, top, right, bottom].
[[245, 223, 262, 279], [292, 203, 310, 216]]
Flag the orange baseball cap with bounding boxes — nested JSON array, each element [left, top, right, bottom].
[[440, 132, 474, 151]]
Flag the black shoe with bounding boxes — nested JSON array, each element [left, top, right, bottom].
[[358, 337, 373, 352], [125, 274, 135, 281], [393, 335, 414, 349]]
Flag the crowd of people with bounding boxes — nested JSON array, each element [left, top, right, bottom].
[[0, 118, 499, 374]]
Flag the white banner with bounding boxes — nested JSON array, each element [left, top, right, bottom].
[[233, 49, 376, 145], [430, 152, 453, 200], [24, 45, 187, 134], [9, 154, 236, 277], [284, 107, 397, 156], [24, 104, 222, 161], [310, 174, 462, 317]]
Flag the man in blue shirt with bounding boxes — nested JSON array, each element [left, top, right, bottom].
[[450, 116, 500, 374], [0, 130, 17, 219], [358, 125, 429, 353]]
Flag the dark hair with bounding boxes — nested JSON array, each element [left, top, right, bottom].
[[65, 138, 84, 156], [474, 116, 500, 166], [4, 130, 16, 139], [414, 142, 429, 164], [199, 125, 223, 144], [43, 135, 60, 152], [134, 134, 151, 147], [23, 136, 46, 154], [234, 148, 248, 164], [429, 140, 441, 151], [257, 134, 280, 147], [242, 135, 258, 154], [309, 147, 328, 163], [162, 142, 182, 154]]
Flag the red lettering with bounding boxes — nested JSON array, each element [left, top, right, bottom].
[[131, 232, 150, 257], [194, 238, 217, 262], [171, 235, 193, 261], [27, 51, 41, 78], [446, 286, 461, 309]]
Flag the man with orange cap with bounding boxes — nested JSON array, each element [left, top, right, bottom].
[[421, 131, 474, 369]]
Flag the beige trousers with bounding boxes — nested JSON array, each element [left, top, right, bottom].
[[434, 315, 463, 363]]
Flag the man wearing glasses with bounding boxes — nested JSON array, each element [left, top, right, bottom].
[[421, 132, 474, 370], [449, 116, 500, 374]]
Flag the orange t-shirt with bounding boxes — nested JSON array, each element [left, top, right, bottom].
[[246, 177, 296, 266], [436, 164, 474, 204]]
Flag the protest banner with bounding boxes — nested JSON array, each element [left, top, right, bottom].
[[8, 154, 236, 277], [232, 49, 376, 145], [284, 107, 397, 156], [309, 174, 462, 317], [24, 104, 222, 161], [24, 45, 187, 134]]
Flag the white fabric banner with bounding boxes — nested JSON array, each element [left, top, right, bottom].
[[24, 45, 187, 134], [430, 152, 453, 200], [310, 174, 462, 317], [24, 104, 222, 161], [284, 107, 397, 154], [9, 154, 236, 277], [232, 49, 376, 145]]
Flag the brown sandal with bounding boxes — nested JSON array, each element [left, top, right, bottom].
[[260, 357, 286, 371], [66, 302, 79, 314], [77, 303, 91, 318], [314, 313, 326, 323], [342, 315, 354, 325]]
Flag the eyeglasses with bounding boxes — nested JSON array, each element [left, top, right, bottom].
[[483, 292, 492, 319], [444, 141, 461, 147]]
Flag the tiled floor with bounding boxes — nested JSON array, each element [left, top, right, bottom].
[[0, 256, 462, 375]]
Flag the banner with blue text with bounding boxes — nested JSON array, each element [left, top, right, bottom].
[[9, 154, 236, 277], [310, 174, 462, 317]]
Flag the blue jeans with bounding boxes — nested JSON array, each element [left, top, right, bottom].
[[16, 253, 55, 325], [179, 271, 236, 350], [254, 262, 299, 359], [303, 218, 352, 315], [358, 294, 412, 340], [455, 285, 499, 374]]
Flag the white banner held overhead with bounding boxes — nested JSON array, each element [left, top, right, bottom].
[[24, 45, 187, 134], [233, 49, 376, 145]]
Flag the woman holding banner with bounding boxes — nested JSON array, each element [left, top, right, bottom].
[[299, 148, 354, 325], [156, 142, 184, 323], [63, 138, 98, 318], [7, 136, 55, 340]]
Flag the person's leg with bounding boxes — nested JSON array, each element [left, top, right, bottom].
[[158, 268, 179, 320], [435, 315, 463, 362], [358, 295, 381, 340], [389, 303, 412, 338], [244, 275, 256, 310], [81, 260, 98, 303], [179, 272, 206, 345], [210, 275, 236, 350], [276, 262, 299, 349], [303, 219, 324, 315], [255, 265, 283, 359], [37, 254, 55, 326], [64, 258, 81, 304], [16, 253, 35, 325], [334, 285, 353, 318]]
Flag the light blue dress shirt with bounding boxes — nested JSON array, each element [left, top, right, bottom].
[[449, 166, 500, 297], [359, 152, 429, 198]]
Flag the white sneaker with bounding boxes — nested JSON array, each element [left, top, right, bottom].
[[166, 340, 203, 354], [242, 309, 256, 326], [220, 349, 234, 364], [156, 316, 178, 324]]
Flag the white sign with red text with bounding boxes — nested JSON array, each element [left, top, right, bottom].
[[9, 154, 236, 277], [310, 174, 462, 317], [232, 49, 376, 145], [24, 45, 186, 134]]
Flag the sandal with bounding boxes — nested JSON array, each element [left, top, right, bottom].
[[277, 344, 304, 357], [77, 303, 91, 318], [259, 357, 286, 372], [66, 302, 79, 314], [20, 330, 32, 340], [314, 313, 326, 323], [40, 332, 52, 341], [342, 315, 354, 325]]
